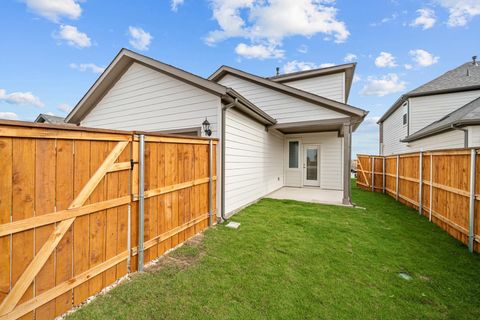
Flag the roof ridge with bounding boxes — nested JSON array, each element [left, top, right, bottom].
[[267, 62, 356, 80]]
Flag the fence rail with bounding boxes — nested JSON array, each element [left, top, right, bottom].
[[0, 120, 217, 320], [357, 148, 479, 254]]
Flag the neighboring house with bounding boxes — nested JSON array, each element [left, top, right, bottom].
[[378, 57, 480, 155], [34, 113, 66, 124], [66, 49, 367, 217]]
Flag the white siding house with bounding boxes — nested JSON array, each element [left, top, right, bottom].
[[82, 62, 222, 135], [379, 60, 480, 155], [381, 101, 409, 155], [277, 72, 345, 103], [284, 132, 343, 189], [218, 74, 347, 123], [224, 109, 284, 213], [409, 90, 480, 134], [66, 49, 367, 217]]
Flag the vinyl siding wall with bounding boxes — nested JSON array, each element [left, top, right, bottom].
[[409, 90, 480, 134], [224, 108, 284, 214], [381, 103, 409, 155], [406, 130, 465, 151], [284, 132, 343, 190], [468, 126, 480, 147], [81, 62, 221, 135], [218, 74, 346, 124], [280, 72, 345, 103]]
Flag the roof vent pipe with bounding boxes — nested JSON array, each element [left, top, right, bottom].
[[276, 67, 280, 76], [473, 56, 478, 66]]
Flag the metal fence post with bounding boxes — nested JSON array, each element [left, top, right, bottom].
[[396, 155, 400, 201], [429, 154, 433, 222], [382, 157, 386, 194], [468, 149, 477, 253], [137, 134, 145, 272], [418, 152, 423, 215], [208, 139, 213, 227], [371, 156, 375, 192]]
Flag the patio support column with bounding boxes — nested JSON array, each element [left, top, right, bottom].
[[342, 123, 352, 205]]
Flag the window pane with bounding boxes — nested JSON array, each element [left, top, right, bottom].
[[289, 141, 299, 168], [306, 148, 318, 180]]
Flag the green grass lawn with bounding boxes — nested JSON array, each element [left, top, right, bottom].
[[67, 183, 480, 320]]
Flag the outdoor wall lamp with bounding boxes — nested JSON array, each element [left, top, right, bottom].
[[202, 117, 212, 136]]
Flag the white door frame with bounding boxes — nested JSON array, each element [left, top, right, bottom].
[[303, 144, 320, 187]]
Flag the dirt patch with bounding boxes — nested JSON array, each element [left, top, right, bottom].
[[145, 233, 206, 272]]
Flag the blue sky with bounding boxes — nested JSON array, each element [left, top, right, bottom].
[[1, 0, 479, 156]]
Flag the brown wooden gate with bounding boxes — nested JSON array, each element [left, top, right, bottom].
[[0, 121, 217, 320]]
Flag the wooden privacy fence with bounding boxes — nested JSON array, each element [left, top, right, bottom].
[[356, 149, 479, 254], [0, 121, 217, 320]]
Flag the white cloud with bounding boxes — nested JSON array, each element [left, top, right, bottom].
[[128, 26, 153, 51], [282, 60, 335, 74], [319, 63, 335, 68], [70, 63, 105, 74], [353, 74, 361, 83], [411, 8, 436, 29], [235, 43, 284, 59], [344, 53, 357, 63], [404, 64, 413, 70], [57, 103, 73, 113], [0, 88, 44, 108], [25, 0, 82, 22], [171, 0, 184, 11], [370, 13, 399, 27], [360, 73, 406, 97], [375, 52, 397, 68], [56, 25, 91, 48], [409, 49, 439, 67], [298, 45, 308, 54], [437, 0, 480, 27], [205, 0, 350, 50], [0, 112, 19, 121]]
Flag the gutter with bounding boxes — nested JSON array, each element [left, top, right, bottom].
[[402, 119, 480, 143], [451, 124, 469, 148], [220, 98, 237, 221]]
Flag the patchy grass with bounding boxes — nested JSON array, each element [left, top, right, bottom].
[[67, 183, 480, 319]]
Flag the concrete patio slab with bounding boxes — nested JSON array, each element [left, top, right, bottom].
[[266, 187, 347, 206]]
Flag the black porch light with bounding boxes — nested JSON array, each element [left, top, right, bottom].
[[202, 117, 212, 136]]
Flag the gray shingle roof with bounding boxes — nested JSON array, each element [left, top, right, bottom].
[[35, 114, 66, 124], [409, 62, 480, 95], [402, 96, 480, 142], [378, 61, 480, 123]]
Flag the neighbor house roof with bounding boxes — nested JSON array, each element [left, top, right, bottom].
[[65, 48, 275, 125], [402, 96, 480, 142], [378, 61, 480, 123], [267, 63, 356, 101], [34, 113, 66, 124], [209, 65, 367, 119]]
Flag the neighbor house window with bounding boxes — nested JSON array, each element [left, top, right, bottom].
[[402, 102, 408, 126], [289, 141, 299, 168]]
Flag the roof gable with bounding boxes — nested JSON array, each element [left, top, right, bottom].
[[34, 114, 66, 124], [219, 73, 347, 123], [209, 65, 366, 119], [66, 49, 228, 123], [268, 63, 356, 101]]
